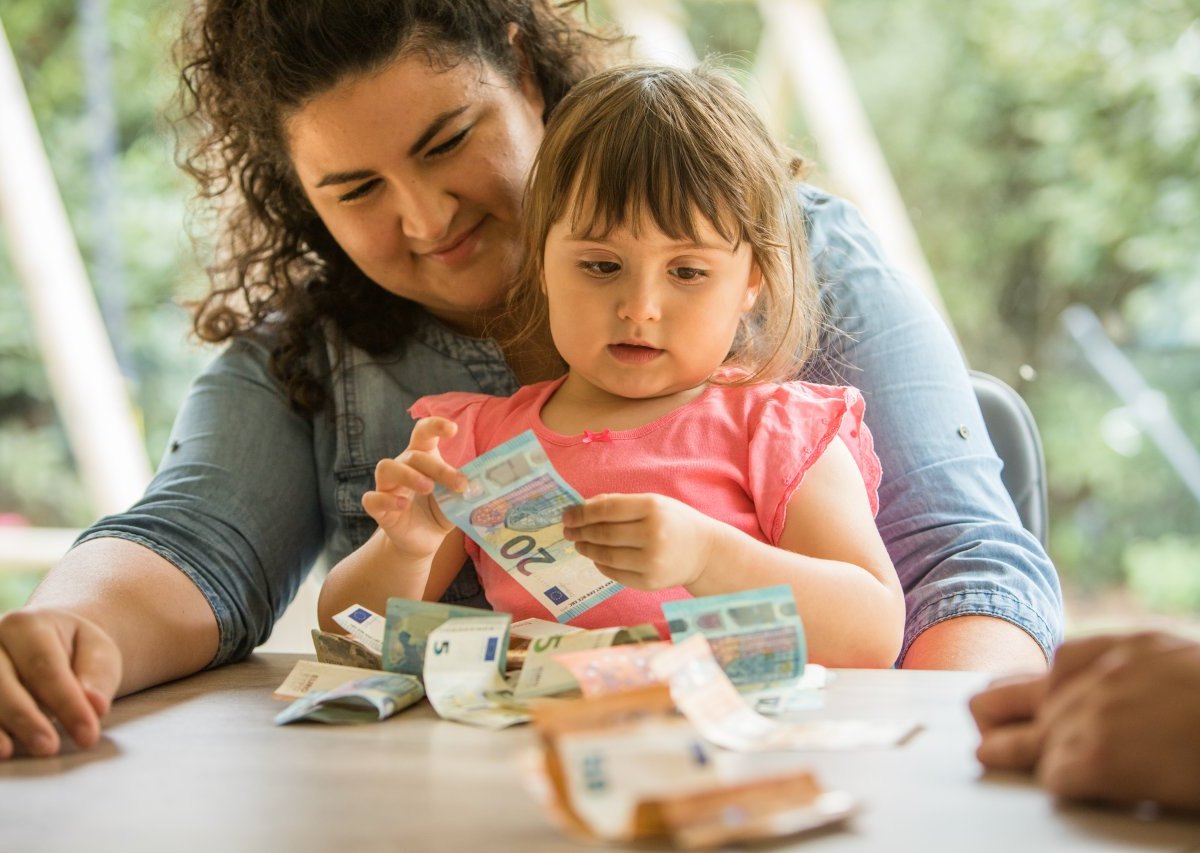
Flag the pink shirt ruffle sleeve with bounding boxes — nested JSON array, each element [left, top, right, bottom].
[[747, 382, 881, 544]]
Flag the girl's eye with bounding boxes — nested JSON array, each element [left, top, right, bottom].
[[671, 267, 709, 282], [337, 179, 382, 204], [578, 260, 621, 276], [427, 128, 470, 158]]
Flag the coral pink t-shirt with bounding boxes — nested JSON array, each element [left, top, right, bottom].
[[410, 377, 880, 630]]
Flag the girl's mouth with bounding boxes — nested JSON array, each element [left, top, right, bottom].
[[607, 343, 663, 364]]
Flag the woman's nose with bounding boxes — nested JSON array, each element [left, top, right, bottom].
[[395, 179, 457, 244]]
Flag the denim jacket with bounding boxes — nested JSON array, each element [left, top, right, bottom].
[[78, 186, 1063, 666]]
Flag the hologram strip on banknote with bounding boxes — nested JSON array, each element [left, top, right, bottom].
[[434, 430, 621, 622]]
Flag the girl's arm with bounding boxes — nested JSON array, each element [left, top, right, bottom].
[[317, 416, 468, 631], [317, 529, 467, 631], [687, 437, 903, 667], [564, 437, 904, 668]]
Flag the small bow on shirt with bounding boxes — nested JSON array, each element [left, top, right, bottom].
[[581, 428, 613, 444]]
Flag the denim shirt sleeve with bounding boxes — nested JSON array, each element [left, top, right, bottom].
[[74, 334, 325, 667], [798, 185, 1063, 663]]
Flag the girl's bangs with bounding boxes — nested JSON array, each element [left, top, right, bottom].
[[558, 121, 743, 247]]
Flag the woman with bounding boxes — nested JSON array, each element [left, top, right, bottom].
[[0, 0, 1060, 760]]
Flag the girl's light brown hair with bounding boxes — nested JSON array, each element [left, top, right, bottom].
[[505, 62, 820, 384]]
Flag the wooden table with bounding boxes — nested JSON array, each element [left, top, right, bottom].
[[3, 655, 1198, 852]]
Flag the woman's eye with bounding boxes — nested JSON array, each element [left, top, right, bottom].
[[578, 260, 621, 276], [671, 267, 709, 281], [427, 128, 469, 158], [337, 179, 382, 204]]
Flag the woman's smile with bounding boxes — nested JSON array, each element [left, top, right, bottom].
[[419, 216, 489, 267]]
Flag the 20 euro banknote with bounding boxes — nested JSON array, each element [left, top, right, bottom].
[[435, 430, 620, 622]]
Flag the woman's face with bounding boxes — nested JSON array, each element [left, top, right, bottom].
[[286, 54, 545, 334]]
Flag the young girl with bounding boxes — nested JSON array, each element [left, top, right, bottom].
[[318, 63, 904, 667]]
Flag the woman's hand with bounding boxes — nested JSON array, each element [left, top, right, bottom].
[[362, 417, 467, 561], [0, 607, 122, 759], [561, 493, 718, 590]]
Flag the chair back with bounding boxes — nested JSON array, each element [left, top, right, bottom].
[[970, 371, 1049, 547]]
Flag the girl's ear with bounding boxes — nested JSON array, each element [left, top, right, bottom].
[[741, 263, 763, 312]]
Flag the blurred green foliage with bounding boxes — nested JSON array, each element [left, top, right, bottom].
[[0, 0, 207, 536], [822, 0, 1200, 606], [1, 0, 1197, 613]]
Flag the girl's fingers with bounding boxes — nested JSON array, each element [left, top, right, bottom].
[[592, 564, 651, 589], [409, 416, 458, 450], [375, 454, 465, 494], [564, 520, 649, 549], [363, 490, 411, 521], [574, 541, 643, 573], [562, 494, 649, 528]]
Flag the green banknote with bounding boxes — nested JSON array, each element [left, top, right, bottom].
[[382, 598, 495, 676], [273, 672, 425, 725]]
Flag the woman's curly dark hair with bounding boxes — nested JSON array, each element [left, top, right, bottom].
[[176, 0, 616, 414]]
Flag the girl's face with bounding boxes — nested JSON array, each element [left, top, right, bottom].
[[286, 54, 545, 335], [542, 211, 760, 406]]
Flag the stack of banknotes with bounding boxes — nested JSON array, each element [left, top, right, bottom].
[[525, 685, 860, 847]]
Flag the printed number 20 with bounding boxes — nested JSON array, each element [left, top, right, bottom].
[[500, 534, 556, 576]]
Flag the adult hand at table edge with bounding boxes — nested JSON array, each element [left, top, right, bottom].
[[969, 675, 1046, 771], [901, 614, 1049, 673], [0, 607, 122, 759], [1033, 633, 1200, 812]]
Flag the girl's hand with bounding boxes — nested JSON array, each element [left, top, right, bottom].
[[363, 417, 468, 560], [561, 493, 717, 590]]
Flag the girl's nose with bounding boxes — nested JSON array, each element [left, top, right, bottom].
[[617, 278, 663, 323], [395, 179, 457, 244]]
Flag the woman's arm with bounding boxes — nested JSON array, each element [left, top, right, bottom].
[[0, 334, 328, 758], [0, 538, 218, 759], [800, 185, 1061, 670]]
